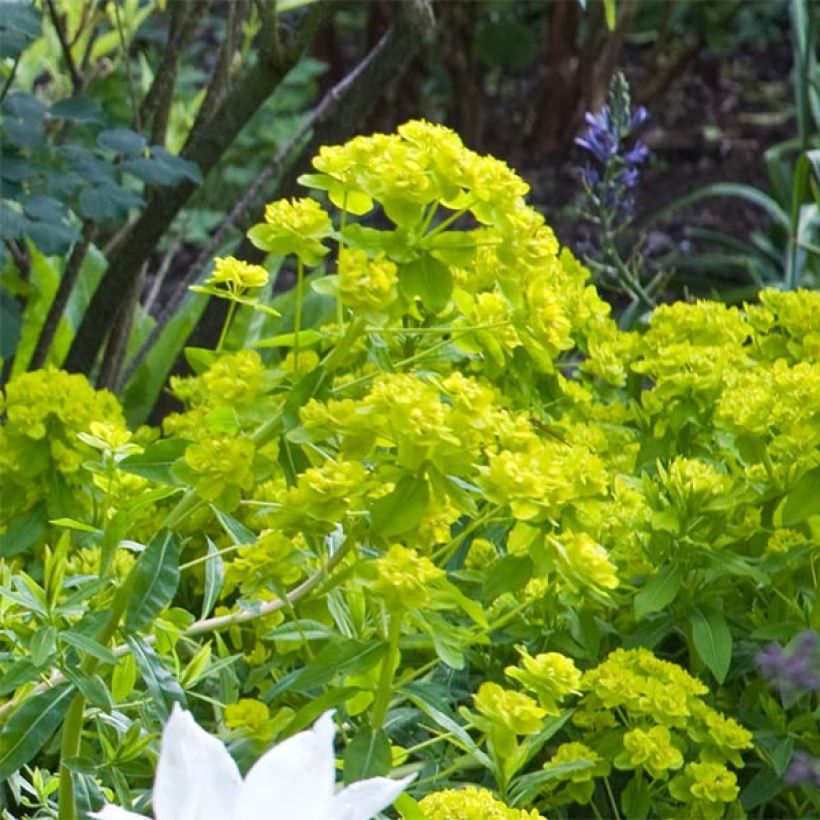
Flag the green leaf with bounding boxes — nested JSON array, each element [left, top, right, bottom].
[[59, 630, 118, 666], [125, 635, 186, 718], [125, 530, 181, 632], [399, 255, 453, 313], [0, 658, 38, 696], [343, 726, 391, 784], [0, 684, 74, 782], [29, 625, 58, 667], [603, 0, 617, 30], [0, 502, 47, 557], [650, 183, 789, 231], [288, 639, 387, 694], [99, 486, 180, 574], [119, 438, 189, 484], [121, 290, 209, 427], [212, 507, 256, 545], [49, 96, 103, 123], [621, 774, 651, 820], [402, 682, 491, 768], [111, 653, 137, 702], [482, 555, 532, 601], [121, 157, 171, 184], [690, 607, 733, 684], [60, 668, 112, 711], [0, 286, 22, 358], [78, 182, 143, 222], [49, 517, 100, 534], [775, 467, 820, 526], [634, 564, 682, 620], [741, 768, 784, 811], [97, 128, 147, 157], [370, 473, 429, 538], [201, 537, 225, 619], [0, 3, 41, 59]]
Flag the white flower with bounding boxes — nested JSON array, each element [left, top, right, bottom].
[[92, 706, 414, 820]]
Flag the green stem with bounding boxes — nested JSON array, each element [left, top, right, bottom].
[[603, 776, 622, 820], [294, 257, 305, 371], [57, 694, 86, 820], [58, 575, 134, 819], [371, 611, 403, 731], [216, 298, 239, 352], [337, 197, 348, 331]]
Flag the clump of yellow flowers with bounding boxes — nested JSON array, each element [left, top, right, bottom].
[[5, 119, 819, 820]]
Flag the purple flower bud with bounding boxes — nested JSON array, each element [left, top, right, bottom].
[[756, 631, 820, 696], [624, 142, 650, 166], [619, 168, 640, 189], [630, 106, 649, 130], [784, 751, 820, 788]]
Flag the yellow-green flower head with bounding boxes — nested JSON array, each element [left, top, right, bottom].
[[754, 288, 820, 361], [505, 648, 582, 714], [183, 433, 255, 508], [663, 457, 731, 502], [337, 248, 398, 319], [541, 741, 611, 805], [66, 545, 135, 582], [580, 648, 708, 727], [248, 197, 332, 265], [369, 544, 445, 610], [617, 726, 684, 780], [418, 785, 544, 819], [1, 369, 125, 524], [669, 762, 739, 806], [85, 421, 134, 450], [554, 531, 619, 591], [473, 682, 546, 735], [688, 703, 753, 767], [765, 528, 809, 554], [525, 277, 574, 357], [223, 530, 302, 598], [208, 256, 269, 291], [224, 698, 271, 736], [545, 742, 611, 783], [200, 349, 266, 407], [271, 460, 369, 534]]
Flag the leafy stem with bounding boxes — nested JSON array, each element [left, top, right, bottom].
[[294, 256, 305, 370], [371, 610, 403, 731]]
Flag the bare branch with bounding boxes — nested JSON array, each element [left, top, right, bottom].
[[45, 0, 83, 93], [63, 1, 333, 376], [29, 223, 96, 371]]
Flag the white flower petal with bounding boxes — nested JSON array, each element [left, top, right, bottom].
[[89, 807, 148, 820], [153, 703, 242, 820], [330, 773, 416, 820], [235, 710, 337, 820]]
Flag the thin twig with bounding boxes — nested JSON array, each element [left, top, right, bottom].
[[187, 0, 251, 137], [97, 260, 146, 390], [0, 54, 21, 103], [113, 0, 141, 132], [45, 0, 83, 92], [143, 240, 180, 316]]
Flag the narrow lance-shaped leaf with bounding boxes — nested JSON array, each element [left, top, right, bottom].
[[201, 537, 225, 619], [0, 684, 74, 781], [125, 529, 181, 633]]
